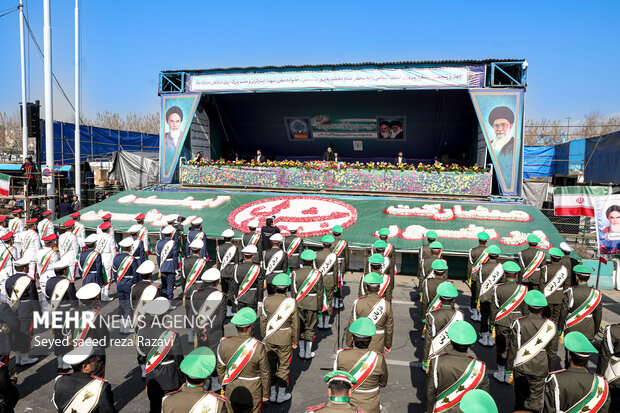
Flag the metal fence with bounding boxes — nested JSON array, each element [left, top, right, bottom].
[[541, 208, 598, 257]]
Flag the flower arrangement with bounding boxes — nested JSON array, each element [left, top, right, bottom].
[[385, 203, 532, 222], [499, 230, 551, 250], [400, 224, 499, 241]]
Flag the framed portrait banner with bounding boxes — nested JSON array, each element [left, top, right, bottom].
[[594, 194, 620, 255]]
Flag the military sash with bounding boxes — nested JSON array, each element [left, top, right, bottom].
[[160, 240, 175, 263], [189, 393, 222, 413], [321, 287, 329, 312], [184, 258, 207, 293], [318, 252, 337, 275], [521, 249, 545, 281], [0, 246, 11, 272], [433, 359, 486, 412], [566, 374, 609, 413], [380, 256, 391, 275], [137, 226, 148, 241], [81, 251, 100, 276], [237, 264, 260, 299], [513, 319, 556, 367], [50, 279, 71, 311], [285, 237, 301, 257], [604, 356, 620, 383], [71, 223, 83, 236], [378, 273, 390, 297], [116, 256, 135, 284], [9, 218, 20, 233], [365, 298, 387, 325], [39, 249, 55, 274], [22, 230, 36, 252], [219, 245, 238, 269], [95, 235, 109, 254], [193, 231, 205, 243], [134, 284, 159, 320], [566, 289, 602, 328], [265, 249, 284, 275], [129, 239, 140, 257], [478, 264, 504, 298], [333, 240, 347, 257], [9, 275, 31, 312], [222, 338, 259, 385], [59, 234, 75, 256], [430, 311, 464, 356], [427, 294, 442, 314], [383, 243, 393, 257], [471, 250, 489, 275], [145, 329, 177, 374], [349, 350, 380, 390], [196, 290, 225, 327], [495, 284, 527, 322], [40, 219, 52, 235], [543, 266, 568, 297], [73, 310, 98, 347], [62, 378, 104, 413], [247, 233, 260, 246], [296, 270, 321, 302], [264, 297, 296, 339]]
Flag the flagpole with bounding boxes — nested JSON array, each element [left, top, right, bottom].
[[74, 0, 81, 201], [43, 0, 56, 216], [595, 257, 603, 290], [19, 0, 28, 161]]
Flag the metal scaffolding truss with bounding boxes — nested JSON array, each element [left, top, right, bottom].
[[159, 72, 186, 95], [488, 61, 527, 88]]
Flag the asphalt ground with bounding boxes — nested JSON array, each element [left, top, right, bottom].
[[11, 272, 620, 413]]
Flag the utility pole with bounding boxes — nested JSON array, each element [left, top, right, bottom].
[[566, 116, 572, 141], [74, 0, 81, 201], [43, 0, 56, 215], [19, 0, 28, 160]]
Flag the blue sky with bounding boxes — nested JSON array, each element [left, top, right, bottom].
[[1, 0, 619, 123]]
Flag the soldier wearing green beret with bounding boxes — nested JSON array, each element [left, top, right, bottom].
[[477, 245, 505, 347], [422, 241, 447, 280], [316, 235, 338, 329], [347, 273, 393, 354], [518, 234, 546, 292], [366, 241, 395, 301], [306, 371, 366, 412], [467, 232, 490, 322], [597, 303, 620, 409], [422, 281, 463, 370], [426, 320, 489, 413], [259, 273, 299, 403], [359, 254, 391, 301], [560, 265, 603, 368], [545, 332, 610, 412], [216, 308, 270, 413], [459, 389, 498, 413], [332, 225, 349, 310], [490, 261, 527, 384], [162, 347, 226, 413], [421, 259, 449, 322], [506, 290, 557, 412], [336, 318, 388, 413], [418, 231, 437, 283], [291, 249, 324, 359]]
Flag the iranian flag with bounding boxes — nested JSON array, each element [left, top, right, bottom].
[[0, 174, 9, 196], [553, 186, 609, 217]]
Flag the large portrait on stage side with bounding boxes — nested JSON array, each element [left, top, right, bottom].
[[160, 94, 200, 182], [377, 117, 405, 140], [284, 117, 313, 141]]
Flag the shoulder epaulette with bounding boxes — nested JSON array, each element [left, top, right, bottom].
[[208, 391, 227, 401], [549, 369, 566, 376], [90, 375, 108, 382], [164, 388, 182, 396], [306, 403, 326, 412], [337, 347, 352, 351]]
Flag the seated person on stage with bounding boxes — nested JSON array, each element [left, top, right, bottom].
[[254, 150, 265, 164], [333, 152, 341, 163], [322, 147, 335, 162], [393, 152, 405, 165]]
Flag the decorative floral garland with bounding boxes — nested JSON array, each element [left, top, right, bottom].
[[117, 194, 230, 209], [499, 230, 551, 250], [228, 195, 357, 237], [400, 224, 499, 241], [385, 204, 531, 222]]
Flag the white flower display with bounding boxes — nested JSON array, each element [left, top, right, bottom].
[[117, 194, 230, 209], [400, 224, 499, 241], [82, 209, 164, 223], [385, 203, 531, 222], [452, 205, 531, 222], [499, 230, 551, 250], [372, 225, 401, 239]]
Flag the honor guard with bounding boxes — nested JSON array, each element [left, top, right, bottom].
[[114, 238, 140, 333], [559, 242, 579, 286], [490, 261, 526, 384], [161, 214, 180, 244], [157, 225, 179, 301], [234, 245, 263, 312], [459, 389, 498, 413], [128, 224, 147, 267], [518, 234, 546, 291], [561, 265, 602, 366], [539, 247, 570, 358], [467, 232, 490, 321], [191, 268, 226, 391], [74, 283, 110, 378], [70, 211, 86, 248], [37, 209, 55, 245], [348, 273, 393, 355], [263, 233, 288, 295], [52, 344, 117, 412], [336, 318, 387, 413], [79, 234, 105, 287], [422, 282, 463, 371], [58, 220, 80, 281], [216, 308, 270, 413], [292, 249, 323, 359], [96, 221, 116, 301], [421, 259, 449, 321], [369, 240, 395, 302], [332, 225, 349, 309], [217, 228, 241, 316], [6, 256, 40, 366], [8, 208, 24, 238], [373, 227, 395, 259], [284, 224, 304, 270], [96, 213, 115, 236], [422, 241, 447, 280], [306, 370, 366, 413], [426, 320, 489, 413], [134, 213, 151, 255], [131, 261, 160, 341], [162, 347, 226, 413], [316, 234, 338, 329], [359, 254, 391, 302], [260, 273, 299, 403], [241, 219, 262, 259], [477, 245, 505, 347], [545, 332, 610, 412], [136, 298, 184, 413], [45, 259, 78, 371], [506, 290, 557, 412], [182, 238, 208, 321], [418, 230, 437, 282], [186, 217, 208, 259], [597, 305, 620, 409], [21, 218, 40, 278], [37, 234, 60, 312], [0, 232, 18, 302]]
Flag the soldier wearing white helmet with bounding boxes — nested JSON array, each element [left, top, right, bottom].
[[157, 225, 179, 302], [183, 238, 209, 343], [186, 217, 207, 259], [558, 241, 580, 286], [78, 234, 105, 287], [263, 233, 288, 295], [73, 283, 109, 378], [128, 224, 146, 267], [114, 237, 140, 333], [131, 260, 161, 378], [242, 219, 262, 260], [234, 244, 264, 313], [216, 229, 241, 317]]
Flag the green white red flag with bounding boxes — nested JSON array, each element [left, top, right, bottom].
[[0, 174, 9, 196], [553, 186, 609, 217]]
